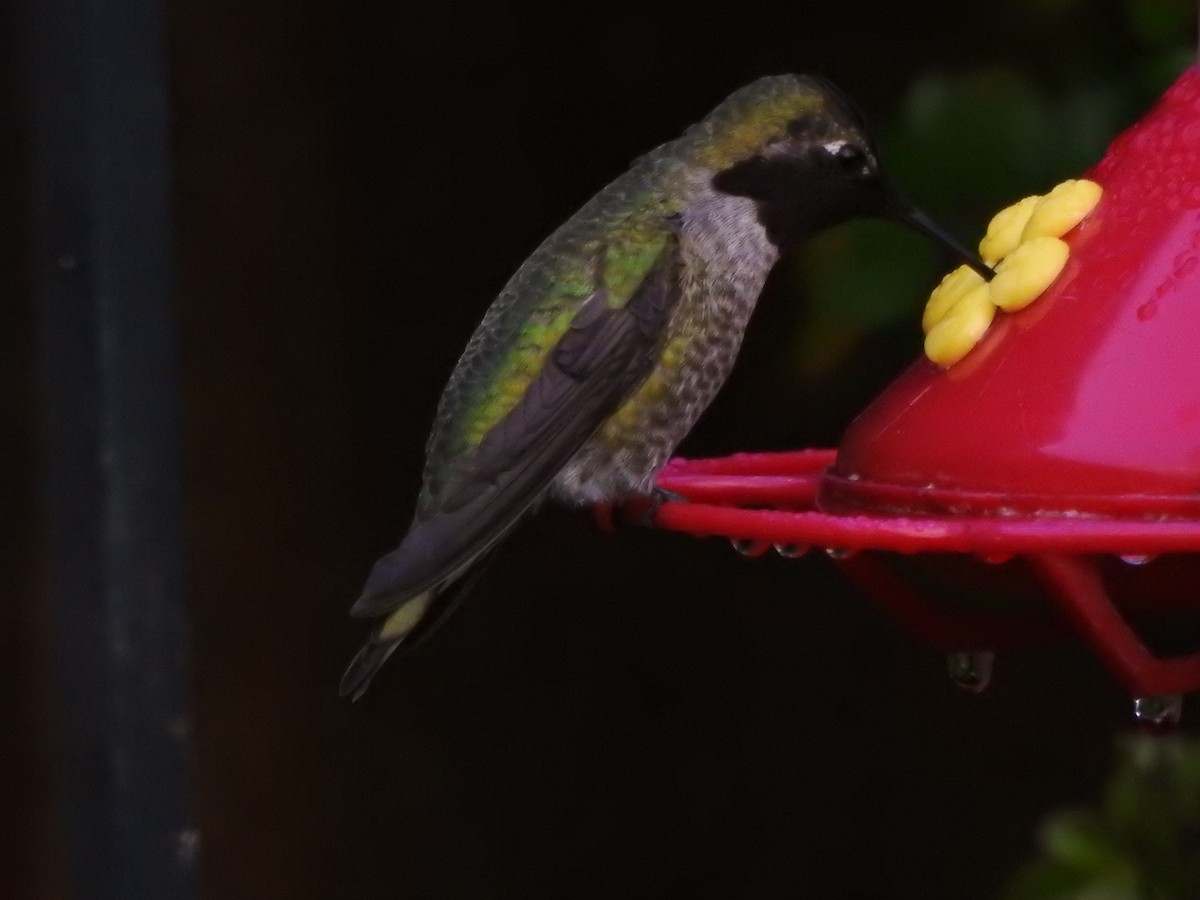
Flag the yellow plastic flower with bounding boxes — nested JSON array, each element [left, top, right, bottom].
[[920, 178, 1101, 368], [979, 195, 1039, 265], [989, 237, 1070, 313], [922, 264, 987, 334], [1022, 179, 1104, 242], [924, 286, 996, 368]]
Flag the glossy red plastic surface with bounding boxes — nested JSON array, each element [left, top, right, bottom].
[[831, 66, 1200, 518]]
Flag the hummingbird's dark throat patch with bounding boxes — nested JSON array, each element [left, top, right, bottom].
[[711, 154, 796, 204], [711, 154, 875, 247]]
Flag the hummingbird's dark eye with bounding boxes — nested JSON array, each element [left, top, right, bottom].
[[835, 143, 867, 168], [786, 114, 815, 138]]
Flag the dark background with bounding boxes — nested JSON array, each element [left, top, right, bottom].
[[4, 1, 1196, 897]]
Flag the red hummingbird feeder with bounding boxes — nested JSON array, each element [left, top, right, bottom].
[[633, 67, 1200, 722]]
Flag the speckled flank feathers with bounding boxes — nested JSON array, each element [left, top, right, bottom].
[[550, 174, 778, 502]]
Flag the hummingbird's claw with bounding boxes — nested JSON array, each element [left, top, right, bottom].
[[640, 486, 689, 527]]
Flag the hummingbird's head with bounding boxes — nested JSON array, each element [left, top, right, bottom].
[[702, 75, 993, 279]]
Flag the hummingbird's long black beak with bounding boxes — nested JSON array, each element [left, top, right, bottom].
[[889, 196, 995, 281]]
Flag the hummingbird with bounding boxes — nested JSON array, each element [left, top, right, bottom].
[[341, 74, 992, 698]]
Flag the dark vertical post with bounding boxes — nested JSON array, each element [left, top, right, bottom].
[[22, 1, 197, 897]]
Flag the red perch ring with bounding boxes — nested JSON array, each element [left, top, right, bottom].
[[637, 68, 1200, 711]]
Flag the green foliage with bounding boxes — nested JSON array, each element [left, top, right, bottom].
[[887, 69, 1129, 210], [1127, 0, 1195, 49], [793, 0, 1194, 377], [1003, 737, 1200, 899]]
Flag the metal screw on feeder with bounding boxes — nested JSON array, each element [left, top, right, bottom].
[[625, 66, 1200, 722]]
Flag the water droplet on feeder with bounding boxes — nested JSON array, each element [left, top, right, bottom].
[[731, 538, 768, 557], [824, 547, 857, 560], [1119, 554, 1156, 566], [947, 651, 994, 693], [176, 828, 201, 866], [1133, 694, 1183, 725], [774, 543, 809, 558]]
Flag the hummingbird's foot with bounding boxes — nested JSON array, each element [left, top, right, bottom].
[[596, 488, 688, 530], [640, 486, 689, 527]]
